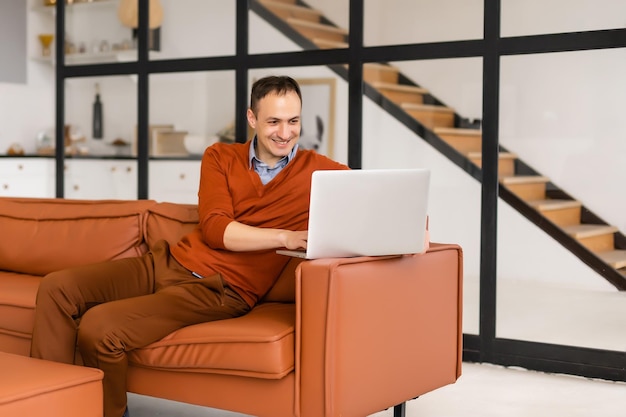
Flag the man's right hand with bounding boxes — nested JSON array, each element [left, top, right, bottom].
[[281, 230, 307, 250]]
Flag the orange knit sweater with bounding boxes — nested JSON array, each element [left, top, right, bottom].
[[171, 141, 348, 307]]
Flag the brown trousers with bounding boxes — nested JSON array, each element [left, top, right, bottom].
[[30, 240, 250, 417]]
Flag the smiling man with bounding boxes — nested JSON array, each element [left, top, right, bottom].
[[30, 75, 348, 417]]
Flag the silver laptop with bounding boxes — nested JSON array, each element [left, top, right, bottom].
[[276, 168, 430, 259]]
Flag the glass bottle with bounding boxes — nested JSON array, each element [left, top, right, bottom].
[[93, 83, 103, 139]]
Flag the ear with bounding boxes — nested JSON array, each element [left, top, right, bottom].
[[246, 108, 256, 129]]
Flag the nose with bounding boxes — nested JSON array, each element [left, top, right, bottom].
[[278, 122, 291, 139]]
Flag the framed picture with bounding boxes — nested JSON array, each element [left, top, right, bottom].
[[297, 78, 336, 158]]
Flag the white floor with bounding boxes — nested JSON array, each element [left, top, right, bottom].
[[127, 362, 626, 417], [463, 278, 626, 351]]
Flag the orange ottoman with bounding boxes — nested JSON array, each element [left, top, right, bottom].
[[0, 352, 103, 417]]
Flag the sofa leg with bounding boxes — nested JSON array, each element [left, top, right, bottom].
[[393, 402, 406, 417]]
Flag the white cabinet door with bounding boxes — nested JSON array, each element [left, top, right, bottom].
[[64, 159, 137, 200], [0, 158, 55, 198], [149, 160, 201, 204]]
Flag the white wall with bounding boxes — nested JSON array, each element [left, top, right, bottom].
[[0, 0, 55, 154]]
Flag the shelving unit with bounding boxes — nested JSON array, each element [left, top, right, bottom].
[[32, 0, 138, 66]]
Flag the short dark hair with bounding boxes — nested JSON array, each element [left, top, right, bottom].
[[250, 76, 302, 116]]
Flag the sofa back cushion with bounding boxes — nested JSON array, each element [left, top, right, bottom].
[[0, 198, 156, 276], [144, 202, 199, 248]]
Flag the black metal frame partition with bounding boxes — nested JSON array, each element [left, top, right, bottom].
[[53, 0, 626, 381]]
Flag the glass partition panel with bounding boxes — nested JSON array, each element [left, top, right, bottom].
[[154, 0, 235, 60], [250, 66, 349, 166], [502, 0, 626, 37], [250, 0, 349, 54], [64, 75, 138, 199], [65, 75, 137, 156], [364, 0, 483, 47], [497, 48, 626, 350], [148, 70, 235, 204], [363, 57, 482, 334], [62, 0, 138, 65]]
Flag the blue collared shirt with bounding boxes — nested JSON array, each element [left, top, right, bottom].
[[249, 137, 298, 185]]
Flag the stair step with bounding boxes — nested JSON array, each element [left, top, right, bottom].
[[312, 38, 348, 49], [597, 250, 626, 270], [363, 63, 400, 84], [500, 175, 549, 201], [468, 152, 517, 177], [528, 199, 582, 227], [400, 103, 455, 129], [286, 18, 348, 43], [259, 0, 323, 23], [563, 224, 619, 252], [372, 82, 429, 105], [434, 128, 482, 154]]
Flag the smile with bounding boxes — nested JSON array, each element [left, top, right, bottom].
[[271, 138, 293, 145]]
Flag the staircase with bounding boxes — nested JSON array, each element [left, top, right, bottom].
[[251, 0, 626, 289]]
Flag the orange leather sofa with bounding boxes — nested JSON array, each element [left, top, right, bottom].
[[0, 196, 463, 417], [0, 351, 103, 416]]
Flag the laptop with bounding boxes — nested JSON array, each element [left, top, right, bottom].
[[276, 168, 430, 259]]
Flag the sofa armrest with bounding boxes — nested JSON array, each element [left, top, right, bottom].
[[294, 243, 463, 417]]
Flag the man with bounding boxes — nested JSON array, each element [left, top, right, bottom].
[[30, 75, 348, 417]]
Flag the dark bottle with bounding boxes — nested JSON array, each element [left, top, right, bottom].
[[93, 83, 103, 139]]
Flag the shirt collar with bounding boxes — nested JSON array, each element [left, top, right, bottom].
[[248, 136, 298, 169]]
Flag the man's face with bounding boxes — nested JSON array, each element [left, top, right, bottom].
[[247, 91, 301, 167]]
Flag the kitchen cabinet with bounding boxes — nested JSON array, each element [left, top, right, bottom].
[[0, 158, 55, 198], [64, 159, 137, 200], [149, 160, 200, 204]]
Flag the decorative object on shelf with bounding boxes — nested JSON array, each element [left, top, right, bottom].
[[117, 0, 163, 29], [184, 135, 219, 156], [216, 122, 235, 143], [132, 124, 172, 156], [109, 138, 131, 156], [118, 0, 162, 51], [64, 125, 88, 155], [6, 143, 25, 156], [92, 83, 103, 139], [38, 34, 54, 57], [35, 130, 55, 155], [153, 130, 189, 156]]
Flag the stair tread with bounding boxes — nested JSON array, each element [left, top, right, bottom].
[[312, 38, 348, 48], [434, 127, 481, 136], [597, 250, 626, 269], [500, 175, 550, 185], [286, 17, 349, 34], [528, 199, 582, 211], [401, 103, 455, 113], [562, 224, 619, 239], [371, 82, 428, 94], [468, 152, 517, 159], [363, 62, 400, 73], [259, 0, 322, 16]]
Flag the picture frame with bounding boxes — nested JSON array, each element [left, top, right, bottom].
[[297, 77, 336, 158]]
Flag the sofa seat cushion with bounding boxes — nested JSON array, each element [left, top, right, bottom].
[[0, 272, 40, 335], [0, 198, 156, 276], [129, 303, 295, 379]]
